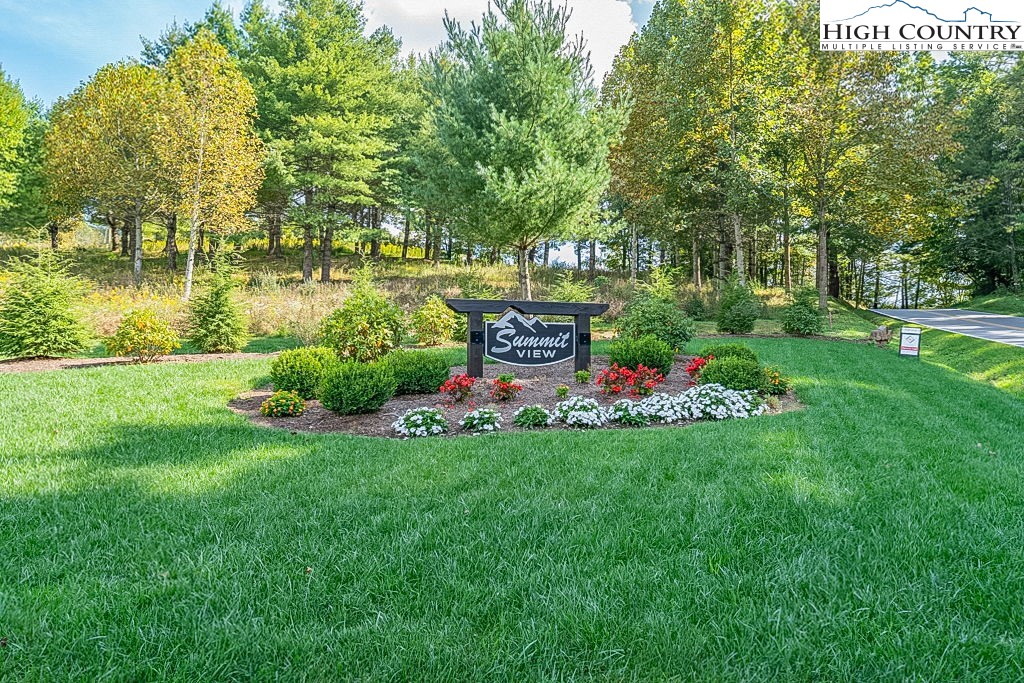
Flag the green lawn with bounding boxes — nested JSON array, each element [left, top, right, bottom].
[[3, 337, 1024, 680], [958, 292, 1024, 317]]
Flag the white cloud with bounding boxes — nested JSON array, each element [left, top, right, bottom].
[[363, 0, 638, 82]]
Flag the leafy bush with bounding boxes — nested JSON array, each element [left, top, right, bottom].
[[550, 271, 597, 302], [554, 396, 609, 429], [698, 357, 767, 392], [490, 373, 523, 401], [0, 251, 89, 358], [319, 267, 404, 362], [555, 384, 570, 399], [318, 362, 397, 416], [106, 309, 180, 364], [513, 405, 554, 429], [392, 408, 448, 438], [637, 266, 679, 302], [440, 373, 476, 404], [699, 343, 759, 365], [781, 288, 825, 336], [618, 294, 695, 349], [681, 295, 710, 321], [609, 335, 675, 375], [270, 346, 337, 399], [461, 408, 502, 434], [260, 390, 306, 418], [188, 266, 249, 353], [382, 350, 452, 396], [716, 277, 761, 335], [412, 295, 458, 346], [764, 365, 791, 396], [574, 370, 591, 385]]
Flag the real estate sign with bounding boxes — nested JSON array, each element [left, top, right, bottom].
[[899, 327, 922, 358]]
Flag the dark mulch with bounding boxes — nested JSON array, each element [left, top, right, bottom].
[[229, 356, 802, 439]]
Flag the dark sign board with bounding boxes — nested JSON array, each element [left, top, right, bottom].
[[485, 311, 575, 366]]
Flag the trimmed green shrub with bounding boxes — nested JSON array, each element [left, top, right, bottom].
[[319, 267, 404, 362], [188, 266, 249, 353], [318, 362, 398, 416], [412, 295, 458, 346], [382, 350, 452, 396], [0, 251, 89, 358], [270, 346, 337, 399], [700, 343, 759, 365], [618, 294, 695, 349], [699, 357, 767, 392], [107, 309, 181, 363], [682, 295, 710, 321], [609, 334, 675, 375], [781, 287, 826, 336], [716, 277, 760, 335]]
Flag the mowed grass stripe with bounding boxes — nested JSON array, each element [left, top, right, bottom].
[[2, 338, 1024, 680]]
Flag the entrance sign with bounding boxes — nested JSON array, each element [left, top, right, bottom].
[[446, 299, 610, 378], [485, 311, 575, 366], [899, 327, 922, 358]]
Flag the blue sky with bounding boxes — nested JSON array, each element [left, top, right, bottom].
[[0, 0, 656, 105]]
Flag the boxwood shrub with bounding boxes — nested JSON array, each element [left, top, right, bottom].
[[382, 349, 452, 396], [618, 294, 695, 349], [699, 343, 759, 365], [319, 362, 398, 416], [698, 356, 766, 392], [270, 346, 338, 399], [609, 335, 675, 375]]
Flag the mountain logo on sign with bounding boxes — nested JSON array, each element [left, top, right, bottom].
[[485, 311, 575, 367], [836, 1, 1015, 23]]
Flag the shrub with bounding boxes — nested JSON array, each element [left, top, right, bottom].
[[550, 271, 597, 302], [319, 267, 404, 362], [107, 309, 180, 363], [698, 357, 767, 392], [554, 396, 609, 429], [383, 350, 452, 396], [699, 343, 759, 365], [555, 384, 570, 399], [618, 294, 695, 349], [608, 399, 651, 427], [637, 266, 679, 302], [392, 408, 448, 438], [609, 335, 675, 375], [440, 373, 476, 404], [318, 362, 397, 416], [270, 346, 337, 399], [412, 295, 458, 346], [260, 390, 306, 418], [781, 288, 825, 336], [461, 408, 501, 434], [574, 370, 591, 385], [490, 373, 523, 402], [513, 405, 554, 429], [763, 365, 791, 396], [188, 266, 249, 354], [0, 251, 89, 358], [716, 277, 761, 335], [681, 295, 710, 321]]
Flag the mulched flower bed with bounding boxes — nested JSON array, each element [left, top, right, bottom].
[[229, 356, 802, 439]]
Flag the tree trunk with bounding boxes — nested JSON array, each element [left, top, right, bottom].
[[517, 245, 533, 300], [109, 217, 119, 252], [588, 240, 597, 280], [466, 244, 474, 266], [120, 219, 130, 258], [132, 202, 143, 287], [732, 213, 745, 286], [320, 221, 334, 284], [1010, 227, 1020, 290], [692, 235, 703, 288], [423, 222, 432, 261], [183, 215, 200, 301], [165, 214, 178, 271], [873, 265, 882, 308], [267, 213, 283, 258], [815, 191, 829, 311], [48, 223, 59, 250], [401, 211, 411, 260], [630, 223, 638, 286], [432, 227, 442, 266], [828, 248, 841, 299], [543, 241, 550, 267]]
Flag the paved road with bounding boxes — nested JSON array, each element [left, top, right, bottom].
[[871, 309, 1024, 348]]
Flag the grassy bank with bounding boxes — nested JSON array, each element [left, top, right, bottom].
[[2, 337, 1024, 680]]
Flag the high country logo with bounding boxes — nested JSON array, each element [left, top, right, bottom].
[[820, 0, 1024, 51], [484, 311, 575, 367]]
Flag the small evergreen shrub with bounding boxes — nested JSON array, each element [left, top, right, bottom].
[[318, 362, 397, 416], [0, 251, 89, 358], [319, 267, 404, 362], [618, 294, 695, 349], [716, 277, 761, 335], [682, 295, 709, 321], [188, 266, 249, 353], [392, 408, 448, 438], [382, 350, 452, 396], [412, 295, 458, 346], [513, 405, 555, 429], [637, 267, 679, 302], [260, 390, 306, 418], [781, 287, 825, 336], [698, 357, 767, 392], [550, 271, 597, 302], [107, 309, 181, 364], [270, 346, 337, 399], [699, 343, 759, 365], [609, 335, 675, 375]]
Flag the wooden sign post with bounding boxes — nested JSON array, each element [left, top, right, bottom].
[[446, 299, 610, 378]]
